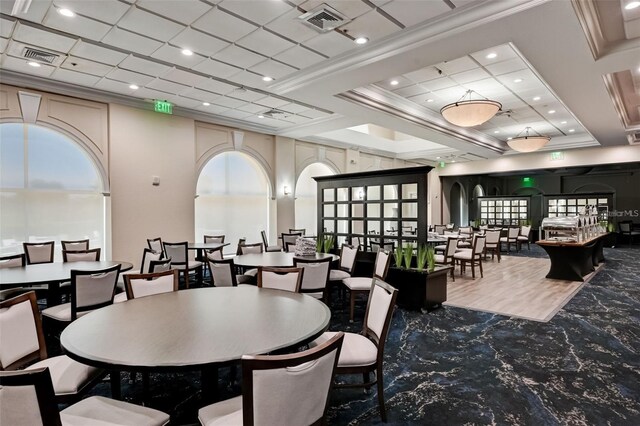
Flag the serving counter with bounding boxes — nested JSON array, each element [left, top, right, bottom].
[[536, 233, 608, 281]]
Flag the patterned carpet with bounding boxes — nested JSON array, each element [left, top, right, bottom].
[[66, 243, 639, 425]]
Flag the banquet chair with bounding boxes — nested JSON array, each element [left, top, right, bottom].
[[328, 243, 359, 303], [123, 270, 179, 300], [281, 232, 302, 252], [0, 253, 25, 268], [206, 247, 224, 261], [163, 241, 203, 289], [342, 248, 391, 322], [310, 279, 398, 422], [238, 242, 264, 279], [517, 225, 532, 250], [62, 248, 101, 262], [202, 235, 225, 280], [149, 257, 172, 273], [484, 230, 502, 262], [434, 236, 458, 281], [114, 248, 164, 303], [619, 221, 640, 245], [289, 228, 306, 235], [23, 241, 54, 265], [261, 230, 282, 252], [453, 235, 486, 279], [500, 227, 520, 252], [257, 267, 304, 293], [0, 367, 170, 426], [0, 291, 104, 403], [198, 332, 344, 426], [370, 240, 395, 252], [434, 225, 446, 235], [61, 239, 90, 251], [457, 226, 474, 248], [293, 257, 332, 301], [146, 237, 164, 257], [208, 258, 253, 287]]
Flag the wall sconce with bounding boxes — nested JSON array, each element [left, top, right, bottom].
[[283, 185, 291, 196]]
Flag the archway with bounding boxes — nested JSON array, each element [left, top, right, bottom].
[[449, 182, 468, 227], [295, 162, 334, 236]]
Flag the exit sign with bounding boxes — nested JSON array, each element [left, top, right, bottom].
[[154, 100, 173, 115], [550, 151, 564, 161], [439, 161, 446, 168]]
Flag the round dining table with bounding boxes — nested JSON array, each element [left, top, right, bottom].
[[233, 252, 338, 268], [61, 286, 330, 401]]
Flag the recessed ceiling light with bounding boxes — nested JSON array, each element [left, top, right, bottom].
[[390, 80, 399, 86], [486, 52, 497, 59], [58, 8, 75, 17], [513, 78, 523, 83], [625, 1, 640, 10], [494, 130, 500, 134], [532, 96, 541, 101], [507, 137, 513, 140], [451, 160, 456, 163], [548, 110, 556, 114], [262, 76, 273, 82], [258, 115, 265, 119], [181, 49, 193, 56], [202, 102, 210, 106], [568, 129, 575, 133], [129, 84, 139, 90], [426, 99, 434, 103], [561, 121, 567, 124], [27, 61, 41, 67], [436, 156, 441, 159], [354, 37, 369, 45]]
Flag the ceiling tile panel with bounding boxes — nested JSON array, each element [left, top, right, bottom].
[[102, 27, 163, 56], [283, 114, 312, 124], [484, 57, 527, 76], [0, 0, 50, 24], [0, 18, 16, 38], [0, 55, 55, 77], [450, 68, 492, 85], [195, 103, 229, 114], [436, 56, 477, 75], [340, 10, 401, 42], [136, 0, 213, 25], [42, 9, 111, 41], [61, 56, 114, 76], [117, 7, 185, 42], [219, 109, 253, 120], [227, 70, 269, 87], [380, 0, 451, 27], [169, 96, 202, 109], [218, 0, 293, 26], [378, 76, 413, 90], [303, 31, 354, 57], [192, 59, 242, 79], [300, 0, 372, 20], [418, 76, 458, 91], [181, 87, 220, 102], [255, 96, 291, 108], [192, 8, 258, 42], [403, 67, 441, 83], [151, 44, 207, 68], [118, 55, 171, 77], [279, 103, 311, 114], [213, 45, 266, 69], [431, 86, 468, 102], [50, 68, 100, 86], [13, 23, 77, 53], [162, 68, 208, 87], [236, 103, 267, 113], [107, 68, 155, 86], [236, 29, 295, 57], [0, 37, 8, 53], [211, 95, 247, 109], [471, 44, 519, 66], [227, 88, 265, 102], [69, 40, 128, 66], [299, 108, 331, 119], [170, 28, 229, 57], [146, 78, 190, 94], [249, 59, 297, 79], [393, 84, 428, 97], [94, 77, 138, 95], [265, 9, 321, 43], [55, 0, 130, 24], [273, 45, 325, 69], [198, 79, 238, 95]]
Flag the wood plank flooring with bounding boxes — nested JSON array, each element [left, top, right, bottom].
[[443, 254, 602, 322]]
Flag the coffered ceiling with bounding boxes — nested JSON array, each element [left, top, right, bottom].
[[0, 0, 638, 164]]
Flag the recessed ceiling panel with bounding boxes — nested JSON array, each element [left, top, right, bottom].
[[102, 27, 163, 56], [42, 8, 110, 41], [192, 8, 258, 42], [60, 56, 114, 77], [151, 44, 206, 68], [13, 22, 76, 53], [218, 0, 293, 26], [170, 28, 229, 57], [213, 45, 266, 69], [118, 55, 171, 78], [192, 59, 242, 79], [117, 7, 185, 42], [136, 0, 213, 25], [379, 0, 451, 27], [236, 29, 295, 57], [55, 0, 130, 24], [69, 41, 128, 66], [273, 45, 325, 69]]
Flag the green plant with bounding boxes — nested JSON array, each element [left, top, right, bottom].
[[316, 235, 324, 252], [416, 244, 428, 270], [426, 246, 436, 272], [322, 235, 334, 253], [394, 245, 404, 268], [607, 222, 615, 233], [403, 244, 413, 269], [473, 218, 481, 228]]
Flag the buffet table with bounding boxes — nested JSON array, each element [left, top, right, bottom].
[[536, 233, 608, 281]]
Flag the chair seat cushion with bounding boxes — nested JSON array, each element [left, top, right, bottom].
[[236, 275, 253, 284], [312, 331, 377, 368], [244, 268, 258, 277], [26, 355, 102, 396], [517, 236, 529, 241], [41, 303, 90, 322], [433, 254, 446, 263], [453, 251, 473, 260], [113, 292, 128, 303], [61, 395, 170, 426], [342, 277, 373, 291], [329, 269, 350, 281], [198, 395, 242, 426]]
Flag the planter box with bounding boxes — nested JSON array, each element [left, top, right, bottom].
[[386, 265, 452, 312]]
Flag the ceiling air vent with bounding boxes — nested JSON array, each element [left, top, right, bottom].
[[298, 4, 350, 33], [23, 47, 58, 64], [263, 109, 289, 119]]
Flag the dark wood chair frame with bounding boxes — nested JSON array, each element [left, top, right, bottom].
[[455, 235, 486, 279], [70, 264, 121, 321], [257, 266, 304, 293], [261, 230, 281, 252], [333, 279, 398, 422], [62, 248, 101, 262], [149, 257, 172, 273], [0, 367, 62, 426], [345, 249, 391, 323], [288, 228, 306, 234], [23, 241, 55, 265], [207, 257, 240, 287], [483, 230, 502, 263], [123, 269, 179, 300], [140, 247, 164, 273], [435, 237, 458, 282], [501, 227, 520, 252], [281, 232, 303, 252], [241, 332, 344, 426], [0, 252, 26, 267], [293, 256, 332, 302], [61, 239, 90, 251], [162, 241, 202, 289], [239, 242, 264, 254], [329, 243, 359, 304], [146, 237, 165, 257], [204, 235, 225, 244], [517, 226, 532, 251], [0, 254, 29, 301]]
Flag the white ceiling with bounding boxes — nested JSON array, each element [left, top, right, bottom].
[[0, 0, 638, 164]]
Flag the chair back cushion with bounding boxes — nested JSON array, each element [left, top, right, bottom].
[[474, 236, 486, 255], [373, 250, 391, 279], [241, 243, 263, 254], [282, 234, 300, 252], [147, 238, 163, 254], [485, 230, 501, 244], [0, 368, 61, 425], [445, 237, 459, 257], [149, 258, 172, 273], [366, 281, 395, 340], [23, 242, 54, 265], [294, 259, 330, 292], [0, 295, 41, 369], [204, 235, 225, 244], [141, 248, 162, 273], [520, 225, 531, 236], [339, 244, 358, 272], [206, 248, 223, 261], [258, 267, 303, 293], [73, 266, 120, 316], [61, 240, 89, 251], [209, 259, 236, 287], [125, 270, 178, 299], [0, 254, 25, 269], [63, 248, 101, 263], [508, 227, 520, 238], [620, 222, 631, 232], [434, 225, 446, 235], [163, 242, 187, 264]]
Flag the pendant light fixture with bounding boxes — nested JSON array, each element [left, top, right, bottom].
[[440, 90, 501, 127], [507, 127, 550, 153]]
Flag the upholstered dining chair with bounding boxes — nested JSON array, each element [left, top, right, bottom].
[[149, 257, 172, 273], [328, 243, 359, 304], [238, 242, 264, 279], [342, 249, 391, 322], [484, 230, 501, 262], [500, 227, 520, 252], [0, 253, 25, 269], [310, 279, 398, 422], [42, 264, 121, 326], [434, 236, 458, 281], [62, 248, 101, 262], [281, 232, 301, 252], [207, 258, 253, 287], [257, 267, 304, 293], [198, 332, 344, 426], [123, 270, 179, 301], [370, 240, 395, 252], [434, 225, 446, 235], [293, 256, 332, 301], [517, 225, 532, 250], [261, 230, 282, 252], [0, 367, 170, 426], [289, 228, 306, 234], [61, 239, 90, 251], [115, 248, 164, 303], [204, 235, 225, 244], [23, 241, 54, 265], [0, 291, 104, 403], [619, 221, 640, 245], [163, 241, 203, 289], [146, 237, 164, 257], [453, 235, 486, 279]]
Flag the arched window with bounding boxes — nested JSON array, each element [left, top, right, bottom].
[[196, 151, 271, 253], [294, 163, 334, 236], [0, 123, 106, 259]]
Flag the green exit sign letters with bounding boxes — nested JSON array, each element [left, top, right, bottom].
[[154, 100, 173, 115]]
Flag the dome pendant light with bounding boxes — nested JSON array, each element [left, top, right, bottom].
[[507, 127, 551, 153], [440, 90, 501, 127]]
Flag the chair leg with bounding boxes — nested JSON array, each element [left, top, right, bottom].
[[376, 366, 387, 422], [479, 258, 483, 278], [350, 290, 356, 323], [184, 270, 189, 289], [471, 260, 475, 279]]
